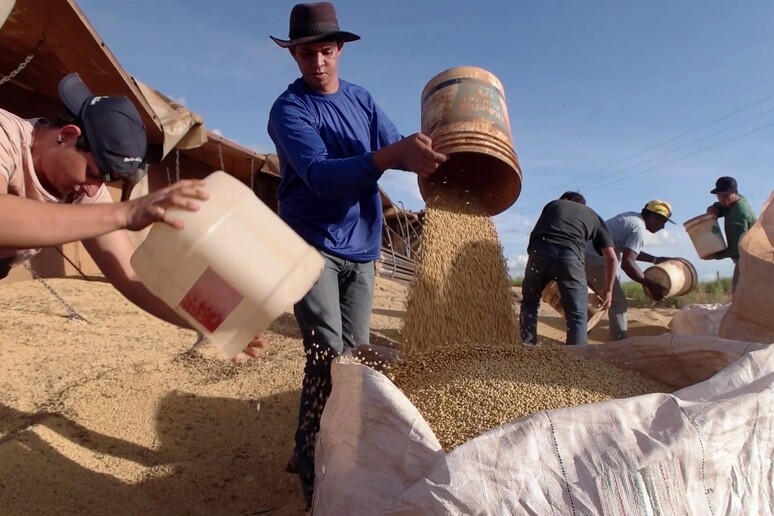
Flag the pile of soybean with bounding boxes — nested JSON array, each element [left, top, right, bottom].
[[392, 343, 670, 450], [396, 187, 670, 451]]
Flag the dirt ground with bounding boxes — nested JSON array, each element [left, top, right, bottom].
[[0, 277, 674, 515]]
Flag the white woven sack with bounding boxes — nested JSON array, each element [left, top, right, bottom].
[[720, 189, 774, 342], [669, 303, 729, 336], [314, 336, 773, 515]]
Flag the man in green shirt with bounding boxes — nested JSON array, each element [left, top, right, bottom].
[[705, 176, 757, 293]]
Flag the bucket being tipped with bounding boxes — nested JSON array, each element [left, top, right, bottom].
[[419, 66, 522, 215], [131, 171, 324, 358], [643, 258, 698, 299], [541, 280, 607, 332], [684, 214, 727, 259]]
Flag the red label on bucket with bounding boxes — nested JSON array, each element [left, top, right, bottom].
[[178, 267, 243, 332]]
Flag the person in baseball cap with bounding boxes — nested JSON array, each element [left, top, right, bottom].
[[643, 199, 676, 225], [710, 176, 738, 195], [706, 176, 757, 293], [584, 199, 676, 342], [0, 74, 266, 358], [58, 72, 147, 182]]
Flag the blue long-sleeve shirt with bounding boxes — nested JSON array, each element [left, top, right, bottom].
[[268, 79, 403, 261]]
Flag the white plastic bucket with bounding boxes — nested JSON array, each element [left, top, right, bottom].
[[541, 280, 607, 332], [684, 214, 727, 259], [643, 258, 698, 299], [131, 171, 324, 358]]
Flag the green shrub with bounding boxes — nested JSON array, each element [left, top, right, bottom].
[[511, 274, 731, 309]]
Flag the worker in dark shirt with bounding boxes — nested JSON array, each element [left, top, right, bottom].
[[520, 192, 618, 346]]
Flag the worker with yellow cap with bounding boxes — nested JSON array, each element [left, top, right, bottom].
[[583, 200, 675, 341]]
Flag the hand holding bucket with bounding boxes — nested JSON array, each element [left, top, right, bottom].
[[131, 171, 324, 359]]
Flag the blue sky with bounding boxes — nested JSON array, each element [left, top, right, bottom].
[[77, 0, 774, 280]]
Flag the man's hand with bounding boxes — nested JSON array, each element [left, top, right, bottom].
[[395, 133, 448, 177], [122, 179, 209, 231], [597, 287, 614, 311], [706, 205, 720, 216], [643, 279, 668, 301], [231, 336, 268, 364]]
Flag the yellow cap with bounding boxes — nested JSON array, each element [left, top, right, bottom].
[[644, 200, 675, 224]]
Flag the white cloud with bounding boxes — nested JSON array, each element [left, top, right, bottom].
[[378, 170, 424, 211], [643, 228, 679, 247], [506, 254, 530, 278]]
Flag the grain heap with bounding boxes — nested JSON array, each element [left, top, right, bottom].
[[394, 186, 670, 450], [393, 343, 671, 450], [401, 187, 519, 353]]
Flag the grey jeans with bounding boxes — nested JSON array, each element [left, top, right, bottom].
[[585, 259, 628, 341], [291, 250, 375, 503]]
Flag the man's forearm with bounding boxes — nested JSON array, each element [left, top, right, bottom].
[[0, 195, 126, 247]]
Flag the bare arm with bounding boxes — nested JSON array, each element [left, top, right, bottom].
[[84, 229, 269, 361], [597, 246, 619, 310], [83, 230, 193, 328], [622, 248, 667, 300], [636, 251, 670, 264], [0, 179, 207, 249], [621, 248, 647, 283]]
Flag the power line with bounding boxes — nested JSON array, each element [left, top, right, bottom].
[[581, 119, 774, 195], [550, 105, 774, 197], [515, 92, 774, 212], [585, 92, 774, 172]]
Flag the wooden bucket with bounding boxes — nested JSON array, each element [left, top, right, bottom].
[[643, 258, 698, 299], [541, 280, 607, 332], [419, 66, 522, 215]]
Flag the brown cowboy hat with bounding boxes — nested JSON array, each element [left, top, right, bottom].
[[270, 2, 360, 48]]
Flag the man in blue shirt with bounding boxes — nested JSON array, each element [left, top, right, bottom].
[[268, 2, 447, 506]]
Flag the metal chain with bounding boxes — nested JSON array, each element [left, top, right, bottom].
[[23, 263, 89, 322], [165, 166, 172, 186], [175, 148, 181, 182], [217, 142, 225, 171], [186, 332, 209, 354], [0, 54, 35, 87], [249, 158, 256, 191]]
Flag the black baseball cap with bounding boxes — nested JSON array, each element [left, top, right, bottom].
[[58, 73, 147, 182], [710, 176, 738, 195]]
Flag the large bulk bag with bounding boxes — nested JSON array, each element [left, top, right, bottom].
[[314, 336, 772, 514], [669, 303, 729, 337], [720, 190, 774, 342]]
